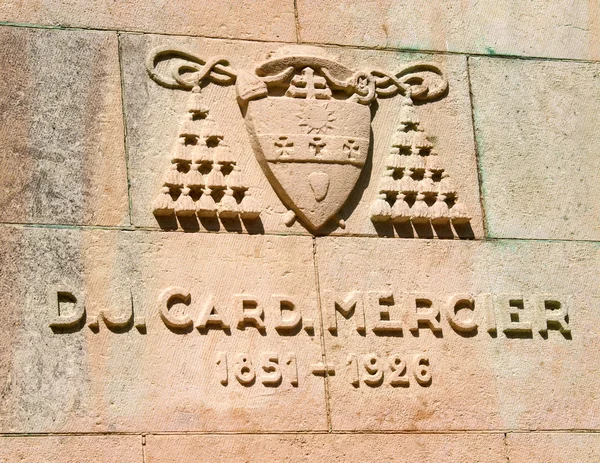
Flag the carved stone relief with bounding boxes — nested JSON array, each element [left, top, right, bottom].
[[146, 45, 470, 235]]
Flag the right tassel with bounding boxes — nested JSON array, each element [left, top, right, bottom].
[[239, 190, 261, 220], [370, 193, 392, 222], [430, 194, 450, 224]]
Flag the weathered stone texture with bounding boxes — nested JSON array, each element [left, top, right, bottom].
[[470, 58, 600, 241], [0, 27, 129, 226], [123, 34, 483, 238], [297, 0, 600, 60], [316, 237, 600, 430], [145, 433, 506, 462], [0, 1, 296, 42], [507, 433, 600, 462], [0, 226, 324, 433], [0, 435, 142, 463]]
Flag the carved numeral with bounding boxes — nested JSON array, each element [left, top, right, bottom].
[[361, 353, 384, 387], [260, 352, 282, 386], [388, 354, 409, 387], [233, 353, 256, 386], [346, 354, 360, 388], [346, 353, 432, 388], [285, 353, 299, 387], [215, 351, 228, 386], [217, 352, 300, 388], [413, 354, 432, 386]]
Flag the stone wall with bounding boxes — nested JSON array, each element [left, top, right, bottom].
[[0, 2, 599, 462]]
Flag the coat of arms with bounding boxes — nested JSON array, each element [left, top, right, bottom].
[[147, 46, 469, 235]]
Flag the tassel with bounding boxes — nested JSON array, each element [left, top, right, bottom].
[[425, 152, 442, 171], [418, 169, 437, 195], [185, 164, 204, 188], [178, 114, 201, 138], [430, 194, 450, 224], [163, 163, 182, 187], [370, 193, 391, 222], [214, 143, 236, 165], [391, 193, 411, 223], [378, 169, 397, 194], [218, 188, 239, 219], [239, 191, 261, 219], [397, 169, 418, 194], [201, 116, 224, 141], [192, 143, 212, 164], [152, 187, 175, 216], [439, 170, 456, 195], [399, 100, 420, 125], [392, 130, 413, 148], [206, 164, 226, 189], [174, 187, 196, 216], [451, 200, 471, 224], [385, 151, 402, 169], [196, 188, 217, 217], [410, 193, 430, 223], [226, 164, 245, 191], [403, 154, 425, 170], [413, 130, 433, 150], [172, 138, 192, 163], [186, 86, 210, 117]]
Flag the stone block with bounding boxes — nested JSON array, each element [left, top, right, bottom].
[[0, 26, 129, 226], [507, 433, 600, 462], [0, 435, 142, 463], [297, 0, 600, 61], [0, 1, 296, 42], [470, 57, 600, 241], [145, 433, 506, 462], [315, 237, 600, 430], [0, 226, 324, 432], [122, 34, 483, 238]]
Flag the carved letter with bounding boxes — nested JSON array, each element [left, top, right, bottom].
[[533, 295, 571, 337], [475, 293, 496, 335], [235, 294, 265, 331], [48, 289, 85, 329], [159, 287, 193, 329], [495, 295, 533, 337], [323, 290, 365, 333], [446, 294, 478, 333], [366, 291, 403, 334], [273, 295, 303, 332], [196, 295, 230, 330], [89, 291, 134, 331], [407, 297, 442, 335]]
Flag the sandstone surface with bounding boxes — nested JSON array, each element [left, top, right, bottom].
[[0, 435, 142, 463], [470, 57, 600, 241], [0, 0, 598, 457], [145, 433, 506, 462], [0, 27, 129, 226], [0, 0, 296, 42], [297, 0, 600, 61], [507, 432, 600, 462], [315, 237, 600, 430], [0, 226, 324, 432]]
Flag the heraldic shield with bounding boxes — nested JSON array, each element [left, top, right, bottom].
[[241, 55, 373, 232]]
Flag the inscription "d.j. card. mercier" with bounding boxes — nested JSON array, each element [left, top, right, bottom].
[[49, 288, 571, 340]]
